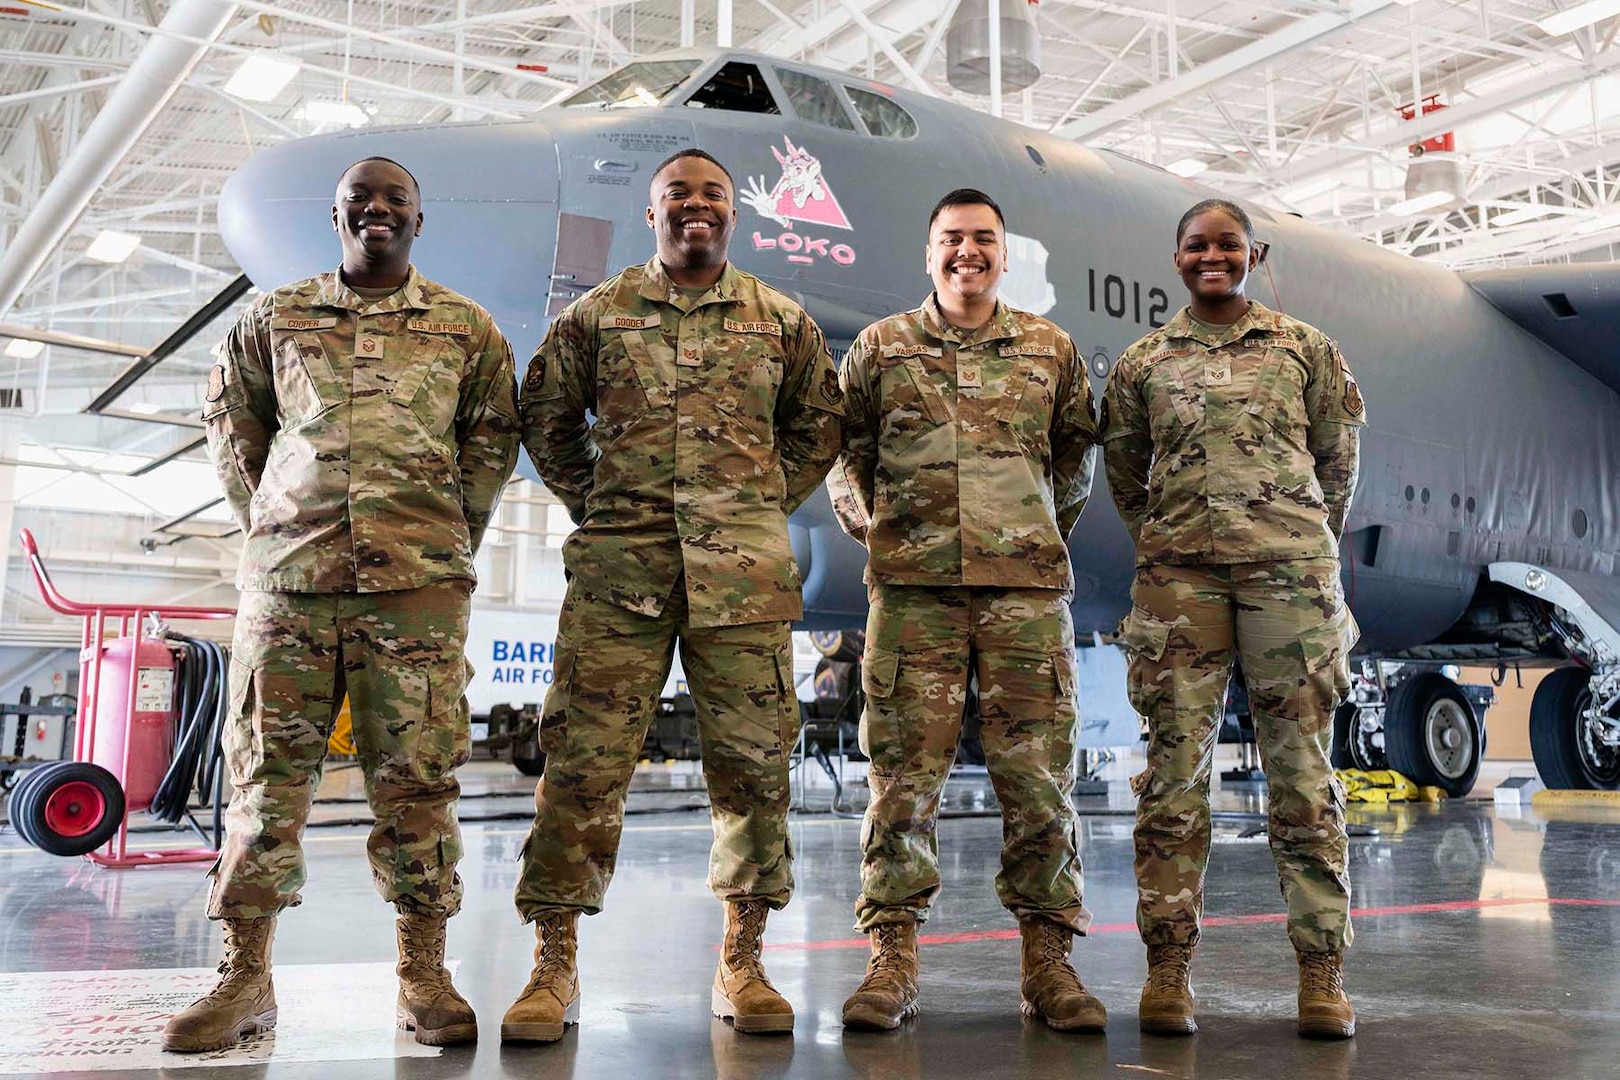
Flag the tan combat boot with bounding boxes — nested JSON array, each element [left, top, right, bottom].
[[396, 910, 477, 1046], [711, 900, 794, 1034], [162, 917, 278, 1052], [1297, 950, 1356, 1039], [1139, 944, 1197, 1035], [1018, 918, 1107, 1033], [502, 910, 581, 1043], [841, 920, 921, 1030]]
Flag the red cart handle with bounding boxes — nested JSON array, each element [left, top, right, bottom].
[[17, 528, 234, 621]]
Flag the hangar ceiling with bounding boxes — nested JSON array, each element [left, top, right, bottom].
[[0, 0, 1617, 474]]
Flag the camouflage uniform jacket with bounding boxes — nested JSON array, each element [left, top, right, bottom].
[[520, 257, 843, 629], [204, 266, 521, 593], [834, 295, 1100, 589], [1101, 301, 1365, 566]]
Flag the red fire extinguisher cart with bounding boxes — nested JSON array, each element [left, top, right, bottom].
[[11, 528, 235, 868]]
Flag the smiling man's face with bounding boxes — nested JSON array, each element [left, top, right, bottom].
[[926, 202, 1007, 309], [332, 159, 422, 273], [647, 155, 736, 272]]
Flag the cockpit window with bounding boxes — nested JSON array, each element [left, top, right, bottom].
[[776, 68, 855, 130], [560, 59, 701, 109], [847, 86, 918, 139], [685, 61, 780, 115]]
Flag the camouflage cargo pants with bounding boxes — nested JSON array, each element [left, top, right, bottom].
[[1119, 559, 1356, 953], [513, 582, 800, 921], [209, 581, 473, 919], [855, 583, 1090, 934]]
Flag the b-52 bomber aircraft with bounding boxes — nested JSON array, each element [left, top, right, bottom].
[[218, 48, 1620, 797]]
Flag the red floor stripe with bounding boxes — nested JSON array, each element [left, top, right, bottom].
[[766, 897, 1620, 952]]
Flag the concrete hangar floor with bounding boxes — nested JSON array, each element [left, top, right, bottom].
[[2, 759, 1618, 1080]]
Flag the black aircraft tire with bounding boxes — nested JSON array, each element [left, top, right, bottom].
[[1530, 667, 1620, 791], [1384, 673, 1483, 798], [1330, 703, 1358, 770]]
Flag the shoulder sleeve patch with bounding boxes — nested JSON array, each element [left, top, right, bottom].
[[1343, 377, 1365, 417], [205, 364, 226, 403]]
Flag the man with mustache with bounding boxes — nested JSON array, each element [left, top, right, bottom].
[[833, 188, 1104, 1032], [166, 156, 520, 1051], [504, 148, 843, 1040]]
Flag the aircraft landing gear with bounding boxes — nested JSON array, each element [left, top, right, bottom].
[[1331, 664, 1389, 772], [1331, 663, 1485, 797], [1488, 562, 1620, 791], [1530, 665, 1620, 791], [1384, 672, 1484, 798]]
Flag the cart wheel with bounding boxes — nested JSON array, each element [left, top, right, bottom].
[[6, 763, 58, 848], [14, 762, 125, 857]]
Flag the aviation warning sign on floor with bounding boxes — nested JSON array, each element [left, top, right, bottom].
[[0, 963, 445, 1072]]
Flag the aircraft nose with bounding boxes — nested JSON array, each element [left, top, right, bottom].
[[219, 118, 559, 354]]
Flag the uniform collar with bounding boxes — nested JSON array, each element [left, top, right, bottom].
[[638, 256, 744, 310], [1164, 299, 1274, 348], [919, 293, 1019, 348], [312, 264, 433, 314]]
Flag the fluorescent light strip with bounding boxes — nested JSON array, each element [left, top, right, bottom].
[[224, 54, 300, 103], [85, 230, 141, 263], [1540, 0, 1620, 36], [1388, 190, 1456, 216]]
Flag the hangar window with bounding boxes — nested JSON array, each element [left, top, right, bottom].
[[777, 68, 855, 130], [847, 86, 918, 138], [685, 62, 779, 115], [560, 60, 700, 109], [1573, 508, 1589, 539]]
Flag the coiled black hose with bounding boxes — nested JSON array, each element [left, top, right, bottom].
[[149, 635, 228, 842]]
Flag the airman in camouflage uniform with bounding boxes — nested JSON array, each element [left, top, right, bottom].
[[833, 189, 1105, 1034], [1102, 199, 1365, 1040], [504, 149, 842, 1042], [164, 158, 520, 1054]]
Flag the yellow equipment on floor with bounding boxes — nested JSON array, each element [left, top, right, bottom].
[[327, 696, 356, 756], [1336, 768, 1446, 804]]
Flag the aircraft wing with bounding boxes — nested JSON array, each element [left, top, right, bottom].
[[1461, 264, 1620, 395]]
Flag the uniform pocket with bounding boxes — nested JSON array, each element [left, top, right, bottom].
[[222, 655, 260, 780], [878, 353, 949, 434], [1245, 347, 1309, 436], [858, 647, 899, 762], [1296, 608, 1357, 699], [539, 648, 576, 757], [412, 658, 472, 782], [862, 647, 899, 699], [1117, 607, 1171, 661], [271, 331, 341, 426], [391, 340, 460, 445], [772, 639, 802, 754]]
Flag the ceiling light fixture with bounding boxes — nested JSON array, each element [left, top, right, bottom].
[[1494, 204, 1560, 226], [85, 230, 142, 263], [1166, 157, 1209, 178], [1539, 0, 1620, 36], [127, 402, 164, 415], [1278, 177, 1343, 204], [298, 100, 369, 127], [4, 338, 44, 360], [224, 54, 300, 102], [1388, 189, 1457, 217]]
